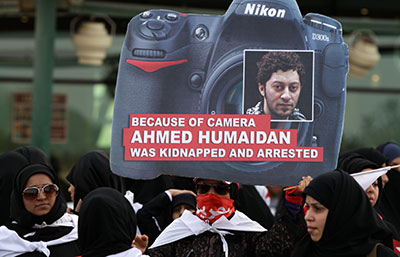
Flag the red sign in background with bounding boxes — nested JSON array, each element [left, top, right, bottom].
[[12, 93, 67, 143]]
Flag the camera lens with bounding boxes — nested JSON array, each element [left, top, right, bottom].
[[222, 81, 243, 114], [200, 53, 243, 115]]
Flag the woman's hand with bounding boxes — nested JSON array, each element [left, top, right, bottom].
[[132, 234, 149, 253], [291, 176, 313, 196]]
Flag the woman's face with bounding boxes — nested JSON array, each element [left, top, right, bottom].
[[23, 174, 57, 216], [172, 204, 195, 220], [365, 180, 379, 206], [390, 157, 400, 172], [304, 195, 329, 242], [68, 183, 75, 202], [361, 168, 380, 206]]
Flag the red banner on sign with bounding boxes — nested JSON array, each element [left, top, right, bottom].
[[123, 114, 323, 162]]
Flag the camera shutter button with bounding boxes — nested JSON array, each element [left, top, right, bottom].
[[140, 11, 152, 19]]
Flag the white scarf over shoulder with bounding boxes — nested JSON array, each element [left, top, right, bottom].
[[0, 213, 78, 257], [150, 210, 266, 257]]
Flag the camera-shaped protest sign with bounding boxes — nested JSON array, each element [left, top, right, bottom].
[[110, 0, 348, 186]]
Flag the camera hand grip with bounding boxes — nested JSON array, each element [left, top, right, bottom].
[[321, 43, 349, 97]]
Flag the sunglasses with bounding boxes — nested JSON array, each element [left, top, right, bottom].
[[22, 184, 59, 201], [196, 182, 230, 195]]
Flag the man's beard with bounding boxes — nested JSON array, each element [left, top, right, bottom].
[[264, 96, 290, 120]]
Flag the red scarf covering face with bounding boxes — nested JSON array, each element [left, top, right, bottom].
[[196, 194, 235, 224]]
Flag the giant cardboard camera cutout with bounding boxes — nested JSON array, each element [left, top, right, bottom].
[[111, 0, 348, 185]]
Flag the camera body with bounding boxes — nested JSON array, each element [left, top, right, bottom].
[[111, 0, 348, 185]]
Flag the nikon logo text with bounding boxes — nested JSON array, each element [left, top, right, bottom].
[[244, 3, 286, 18]]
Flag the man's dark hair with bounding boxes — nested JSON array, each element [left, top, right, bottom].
[[257, 51, 305, 86]]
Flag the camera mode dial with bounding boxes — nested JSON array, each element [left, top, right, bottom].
[[140, 19, 171, 40], [138, 10, 183, 40]]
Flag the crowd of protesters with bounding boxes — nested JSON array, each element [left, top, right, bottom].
[[0, 141, 399, 257]]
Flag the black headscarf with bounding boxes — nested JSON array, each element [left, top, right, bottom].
[[337, 153, 383, 203], [291, 170, 393, 257], [172, 193, 196, 210], [124, 175, 174, 204], [233, 184, 276, 230], [336, 153, 399, 239], [338, 152, 379, 174], [0, 151, 29, 226], [378, 142, 400, 165], [78, 187, 137, 257], [376, 142, 400, 233], [13, 146, 53, 168], [339, 147, 387, 167], [8, 163, 68, 240], [66, 151, 123, 209]]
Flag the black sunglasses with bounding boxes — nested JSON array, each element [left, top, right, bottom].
[[196, 182, 230, 195], [22, 184, 59, 200]]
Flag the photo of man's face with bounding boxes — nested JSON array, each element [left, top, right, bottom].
[[244, 50, 313, 121], [258, 69, 301, 120]]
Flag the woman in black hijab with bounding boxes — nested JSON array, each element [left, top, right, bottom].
[[339, 153, 400, 255], [290, 169, 397, 257], [0, 151, 29, 226], [339, 147, 389, 187], [1, 163, 80, 257], [78, 187, 149, 257], [66, 150, 123, 212], [376, 142, 400, 234], [1, 146, 54, 227], [338, 153, 382, 206]]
